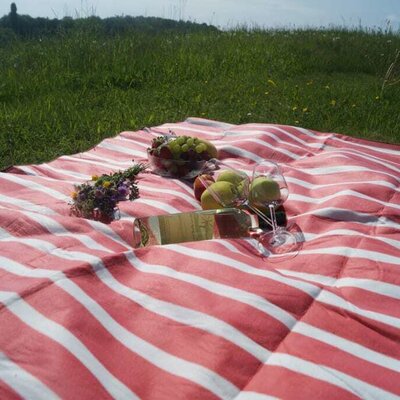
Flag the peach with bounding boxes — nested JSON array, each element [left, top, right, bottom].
[[193, 174, 215, 201]]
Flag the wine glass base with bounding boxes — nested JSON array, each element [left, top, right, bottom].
[[257, 229, 299, 261]]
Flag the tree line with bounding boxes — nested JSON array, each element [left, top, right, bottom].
[[0, 3, 218, 39]]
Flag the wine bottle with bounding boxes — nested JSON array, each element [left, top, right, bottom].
[[133, 208, 259, 247]]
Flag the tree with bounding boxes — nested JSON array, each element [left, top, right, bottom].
[[10, 3, 18, 33], [10, 3, 17, 15]]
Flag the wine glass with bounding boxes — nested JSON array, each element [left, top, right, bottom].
[[250, 160, 299, 257]]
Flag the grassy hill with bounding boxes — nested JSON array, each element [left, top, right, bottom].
[[1, 15, 399, 169]]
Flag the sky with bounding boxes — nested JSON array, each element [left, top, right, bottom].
[[1, 0, 399, 30]]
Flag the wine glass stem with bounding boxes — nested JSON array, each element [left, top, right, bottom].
[[246, 203, 274, 228], [269, 203, 278, 236]]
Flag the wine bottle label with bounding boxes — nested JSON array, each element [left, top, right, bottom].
[[158, 212, 215, 244]]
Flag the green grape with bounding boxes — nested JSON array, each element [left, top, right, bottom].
[[181, 144, 189, 152], [170, 143, 181, 156], [176, 136, 185, 145], [186, 138, 194, 147], [195, 144, 205, 153]]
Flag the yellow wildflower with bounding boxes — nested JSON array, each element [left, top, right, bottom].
[[375, 96, 380, 100], [292, 106, 298, 111], [71, 191, 78, 200], [324, 85, 330, 89], [306, 80, 313, 86], [264, 91, 269, 95], [295, 120, 299, 124], [103, 181, 112, 189], [303, 107, 308, 112], [267, 79, 277, 87], [330, 99, 336, 106], [352, 104, 356, 108], [91, 175, 99, 181]]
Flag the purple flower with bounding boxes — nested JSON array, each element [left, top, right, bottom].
[[117, 184, 129, 197]]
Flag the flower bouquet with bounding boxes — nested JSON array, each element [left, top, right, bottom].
[[70, 162, 147, 223]]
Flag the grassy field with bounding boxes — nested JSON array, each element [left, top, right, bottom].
[[1, 27, 400, 169]]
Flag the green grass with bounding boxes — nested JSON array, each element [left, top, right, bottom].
[[1, 27, 400, 170]]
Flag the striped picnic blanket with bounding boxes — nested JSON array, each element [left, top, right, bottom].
[[1, 118, 399, 400]]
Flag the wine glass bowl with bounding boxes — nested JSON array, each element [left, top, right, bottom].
[[197, 159, 250, 209], [249, 163, 288, 206]]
